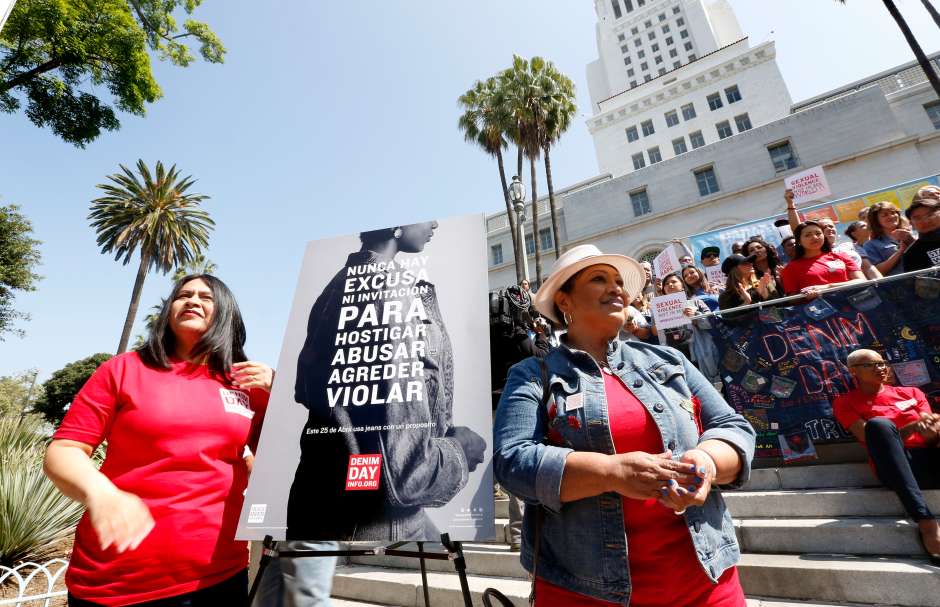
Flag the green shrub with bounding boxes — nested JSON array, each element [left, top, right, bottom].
[[0, 415, 84, 566]]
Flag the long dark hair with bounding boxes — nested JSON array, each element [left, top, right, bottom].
[[867, 201, 908, 240], [680, 264, 710, 296], [793, 221, 831, 260], [743, 236, 780, 279], [138, 274, 247, 377]]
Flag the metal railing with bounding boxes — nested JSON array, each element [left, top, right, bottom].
[[0, 559, 68, 606]]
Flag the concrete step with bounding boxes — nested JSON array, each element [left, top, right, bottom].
[[739, 553, 940, 606], [735, 517, 921, 556], [725, 488, 940, 518], [495, 498, 507, 519], [332, 560, 928, 606], [742, 463, 878, 491]]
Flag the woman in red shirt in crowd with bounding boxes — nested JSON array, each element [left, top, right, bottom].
[[833, 349, 940, 564], [44, 275, 272, 607], [779, 220, 865, 297]]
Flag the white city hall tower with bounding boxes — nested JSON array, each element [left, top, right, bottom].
[[587, 0, 792, 177]]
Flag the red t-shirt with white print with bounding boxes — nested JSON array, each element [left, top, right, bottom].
[[780, 251, 859, 295], [53, 352, 268, 605], [833, 385, 931, 449]]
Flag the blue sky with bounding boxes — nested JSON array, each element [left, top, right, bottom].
[[2, 0, 939, 379]]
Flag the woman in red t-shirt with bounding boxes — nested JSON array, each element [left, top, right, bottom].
[[779, 220, 865, 297], [44, 275, 272, 607]]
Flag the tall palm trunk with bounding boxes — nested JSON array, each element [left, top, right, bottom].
[[496, 149, 523, 284], [117, 252, 150, 353], [543, 144, 562, 260], [921, 0, 940, 29], [529, 156, 542, 285], [883, 0, 940, 99]]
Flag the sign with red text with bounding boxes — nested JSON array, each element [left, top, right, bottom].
[[785, 165, 831, 205], [653, 246, 681, 278], [651, 292, 690, 330], [705, 265, 726, 286], [238, 213, 495, 542]]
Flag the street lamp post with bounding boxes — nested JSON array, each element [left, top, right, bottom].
[[509, 175, 529, 282]]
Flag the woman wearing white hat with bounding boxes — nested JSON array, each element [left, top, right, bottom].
[[493, 244, 755, 607]]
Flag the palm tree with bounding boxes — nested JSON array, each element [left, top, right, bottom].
[[837, 0, 940, 100], [89, 160, 214, 354], [458, 78, 524, 283], [539, 64, 577, 260], [172, 254, 218, 282]]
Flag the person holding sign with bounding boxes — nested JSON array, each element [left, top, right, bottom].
[[494, 244, 754, 607], [287, 222, 486, 541], [779, 220, 865, 297], [44, 275, 272, 607], [834, 349, 940, 564]]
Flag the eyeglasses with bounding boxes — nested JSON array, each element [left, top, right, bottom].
[[702, 252, 719, 259], [851, 362, 888, 369]]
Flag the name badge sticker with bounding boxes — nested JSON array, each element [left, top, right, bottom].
[[564, 392, 585, 412], [825, 260, 845, 272], [895, 398, 918, 411]]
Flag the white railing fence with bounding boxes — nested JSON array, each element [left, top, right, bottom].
[[0, 559, 68, 606]]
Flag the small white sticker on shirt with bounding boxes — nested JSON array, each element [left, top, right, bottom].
[[825, 260, 845, 272], [895, 398, 918, 411], [220, 388, 254, 419], [247, 503, 267, 524], [565, 392, 585, 412]]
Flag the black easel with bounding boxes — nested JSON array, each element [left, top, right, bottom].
[[247, 533, 473, 607]]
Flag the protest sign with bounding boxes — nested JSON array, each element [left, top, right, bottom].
[[238, 214, 495, 541], [705, 265, 726, 286], [711, 272, 940, 460], [653, 247, 681, 278], [651, 292, 690, 330], [785, 165, 831, 205]]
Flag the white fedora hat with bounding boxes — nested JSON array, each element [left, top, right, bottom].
[[533, 244, 645, 325]]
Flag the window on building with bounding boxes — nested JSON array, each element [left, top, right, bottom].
[[635, 38, 642, 47], [648, 146, 662, 163], [767, 140, 799, 172], [644, 74, 652, 82], [638, 50, 646, 58], [655, 55, 663, 64], [673, 6, 681, 14], [688, 53, 696, 60], [630, 80, 638, 88], [652, 43, 660, 52], [625, 0, 634, 11], [618, 33, 626, 41], [681, 103, 696, 120], [612, 0, 623, 19], [627, 68, 635, 77], [694, 166, 720, 196], [673, 60, 682, 68], [626, 125, 639, 141], [641, 119, 655, 136], [677, 17, 685, 26], [669, 48, 678, 58], [644, 20, 652, 27], [624, 57, 631, 66], [491, 244, 503, 266], [658, 67, 667, 75], [716, 120, 733, 139], [632, 152, 646, 170], [673, 137, 688, 155], [539, 227, 553, 251], [658, 13, 666, 21], [630, 189, 652, 216], [666, 36, 674, 45], [525, 232, 535, 255], [641, 61, 648, 70], [725, 85, 742, 103], [689, 130, 705, 148], [621, 45, 630, 53], [684, 42, 694, 51], [631, 26, 639, 34], [662, 24, 670, 33], [637, 0, 645, 6], [925, 101, 940, 129], [648, 31, 656, 41], [707, 92, 723, 111], [665, 110, 679, 127], [734, 113, 752, 132]]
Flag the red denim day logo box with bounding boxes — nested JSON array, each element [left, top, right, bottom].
[[345, 454, 382, 490]]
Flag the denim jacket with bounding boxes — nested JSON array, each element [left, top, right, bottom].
[[494, 339, 755, 605]]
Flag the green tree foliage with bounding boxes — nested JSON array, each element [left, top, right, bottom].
[[0, 415, 85, 566], [0, 204, 42, 339], [0, 0, 225, 147], [0, 369, 43, 418], [33, 353, 111, 426], [89, 159, 214, 353]]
